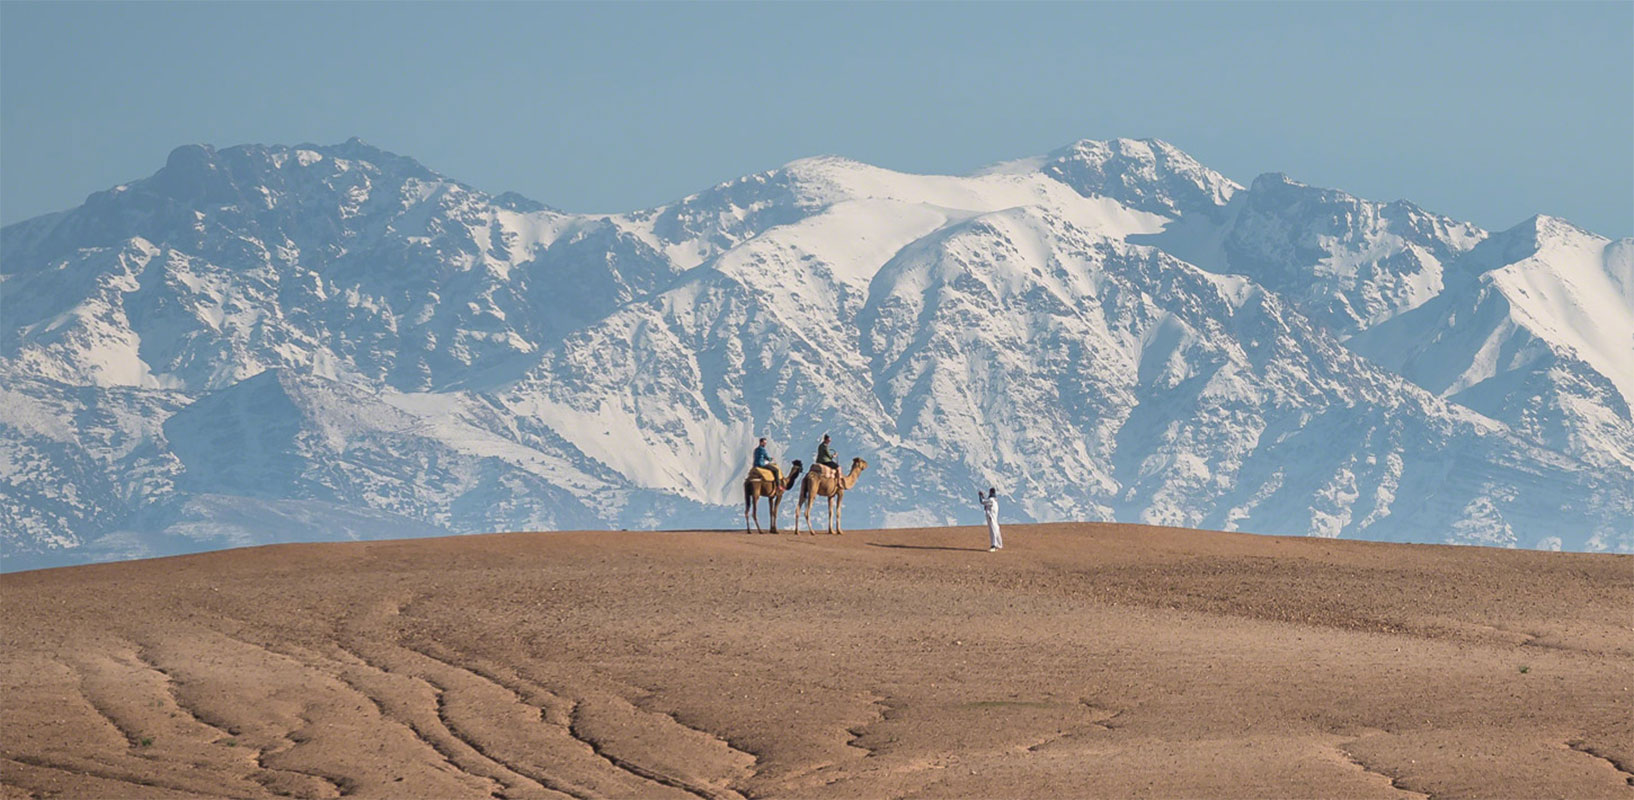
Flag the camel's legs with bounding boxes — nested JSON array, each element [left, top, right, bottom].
[[769, 493, 781, 534], [746, 492, 762, 534], [834, 492, 844, 535]]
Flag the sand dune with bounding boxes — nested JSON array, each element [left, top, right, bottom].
[[3, 523, 1632, 799]]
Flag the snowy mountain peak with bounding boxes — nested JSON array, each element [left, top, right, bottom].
[[147, 139, 443, 203], [492, 190, 553, 213], [1453, 214, 1614, 279], [3, 138, 1631, 568], [1040, 138, 1241, 217], [322, 137, 438, 174], [1247, 171, 1303, 192], [1513, 213, 1605, 251], [1346, 208, 1634, 472], [1189, 171, 1488, 337], [2, 139, 470, 277]]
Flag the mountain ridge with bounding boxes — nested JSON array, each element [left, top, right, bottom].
[[3, 137, 1630, 567]]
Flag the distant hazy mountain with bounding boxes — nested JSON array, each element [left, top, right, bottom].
[[3, 137, 1629, 567]]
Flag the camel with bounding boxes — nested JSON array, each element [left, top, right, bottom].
[[794, 457, 869, 535], [744, 460, 804, 534]]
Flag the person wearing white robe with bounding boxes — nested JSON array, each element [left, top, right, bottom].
[[979, 488, 1002, 552]]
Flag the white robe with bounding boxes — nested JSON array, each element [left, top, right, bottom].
[[981, 495, 1002, 549]]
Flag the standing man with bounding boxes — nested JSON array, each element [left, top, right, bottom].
[[753, 437, 781, 485], [979, 488, 1002, 552]]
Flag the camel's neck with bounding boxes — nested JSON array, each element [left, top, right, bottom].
[[842, 468, 862, 489]]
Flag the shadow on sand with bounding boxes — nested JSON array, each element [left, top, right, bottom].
[[867, 542, 987, 553]]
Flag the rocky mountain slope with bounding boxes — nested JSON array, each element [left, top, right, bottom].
[[3, 138, 1629, 567]]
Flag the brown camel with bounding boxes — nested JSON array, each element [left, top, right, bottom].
[[794, 457, 869, 535], [744, 460, 804, 534]]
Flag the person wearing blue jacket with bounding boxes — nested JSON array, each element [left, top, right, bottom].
[[753, 437, 781, 484]]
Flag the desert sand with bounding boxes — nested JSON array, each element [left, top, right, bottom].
[[3, 523, 1631, 799]]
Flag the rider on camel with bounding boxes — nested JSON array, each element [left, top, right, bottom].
[[753, 437, 781, 484], [814, 434, 840, 477]]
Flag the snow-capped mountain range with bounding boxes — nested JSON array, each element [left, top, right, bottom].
[[3, 137, 1630, 568]]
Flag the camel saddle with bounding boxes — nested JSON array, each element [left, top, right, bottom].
[[747, 466, 779, 483]]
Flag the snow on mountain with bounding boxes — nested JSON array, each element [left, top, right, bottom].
[[1349, 215, 1634, 469], [0, 367, 186, 557], [1139, 172, 1488, 337], [0, 139, 591, 394], [499, 158, 1177, 504], [1038, 138, 1241, 218], [2, 138, 1630, 567], [1131, 169, 1630, 473]]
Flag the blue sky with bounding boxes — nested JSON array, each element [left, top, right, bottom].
[[3, 1, 1630, 236]]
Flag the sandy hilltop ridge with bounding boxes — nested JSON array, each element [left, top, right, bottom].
[[3, 522, 1632, 799]]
